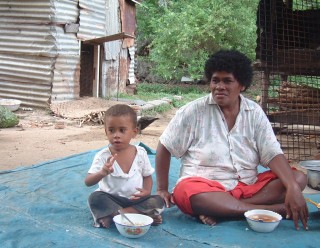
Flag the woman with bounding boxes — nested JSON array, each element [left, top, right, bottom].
[[155, 50, 308, 230]]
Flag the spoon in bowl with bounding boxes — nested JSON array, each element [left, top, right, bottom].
[[118, 209, 135, 226]]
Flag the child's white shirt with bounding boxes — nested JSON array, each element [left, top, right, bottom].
[[88, 145, 154, 198]]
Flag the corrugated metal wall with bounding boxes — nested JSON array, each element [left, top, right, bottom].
[[119, 0, 136, 88], [101, 0, 136, 98], [78, 0, 107, 40], [0, 0, 136, 107], [128, 46, 136, 84], [0, 0, 79, 107], [102, 0, 121, 97]]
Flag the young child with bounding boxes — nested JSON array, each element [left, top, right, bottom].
[[85, 104, 164, 228]]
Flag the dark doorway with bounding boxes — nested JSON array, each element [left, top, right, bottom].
[[80, 43, 94, 97]]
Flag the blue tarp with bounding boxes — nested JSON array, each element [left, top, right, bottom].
[[1, 143, 320, 248]]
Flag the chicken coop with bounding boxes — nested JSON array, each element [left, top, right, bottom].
[[255, 0, 320, 160]]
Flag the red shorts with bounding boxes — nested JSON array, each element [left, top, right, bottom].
[[172, 170, 279, 215]]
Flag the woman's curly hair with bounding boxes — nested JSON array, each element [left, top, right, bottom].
[[204, 50, 253, 91]]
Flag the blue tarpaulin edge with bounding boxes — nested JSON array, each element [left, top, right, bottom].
[[0, 142, 319, 248]]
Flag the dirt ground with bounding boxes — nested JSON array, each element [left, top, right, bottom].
[[0, 99, 176, 171], [1, 98, 320, 193], [1, 97, 319, 171]]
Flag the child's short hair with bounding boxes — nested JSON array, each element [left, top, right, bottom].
[[104, 104, 137, 127]]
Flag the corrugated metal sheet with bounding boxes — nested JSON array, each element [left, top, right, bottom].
[[104, 0, 121, 60], [51, 26, 80, 102], [0, 1, 53, 24], [0, 0, 78, 24], [0, 0, 136, 107], [0, 0, 80, 107], [106, 0, 121, 35], [128, 46, 135, 84], [0, 22, 57, 57], [0, 53, 54, 107], [51, 55, 80, 101], [78, 0, 107, 40], [53, 0, 78, 24], [101, 0, 123, 97]]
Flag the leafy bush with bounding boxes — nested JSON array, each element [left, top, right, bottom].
[[0, 106, 19, 128], [137, 0, 260, 81]]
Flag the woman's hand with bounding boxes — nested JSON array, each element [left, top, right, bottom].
[[285, 183, 309, 230], [157, 189, 175, 208], [268, 155, 309, 230], [130, 187, 150, 200]]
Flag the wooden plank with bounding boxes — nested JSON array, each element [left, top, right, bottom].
[[83, 32, 135, 45], [268, 111, 320, 126]]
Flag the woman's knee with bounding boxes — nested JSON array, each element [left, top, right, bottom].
[[145, 195, 165, 208], [294, 170, 307, 190]]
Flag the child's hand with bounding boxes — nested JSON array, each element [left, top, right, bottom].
[[130, 188, 150, 200], [100, 154, 117, 177]]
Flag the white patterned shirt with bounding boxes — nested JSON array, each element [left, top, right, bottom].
[[160, 94, 283, 191]]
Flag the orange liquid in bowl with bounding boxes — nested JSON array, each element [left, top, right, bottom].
[[248, 214, 279, 222]]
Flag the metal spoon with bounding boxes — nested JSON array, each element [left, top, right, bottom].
[[305, 198, 320, 208], [118, 209, 135, 226]]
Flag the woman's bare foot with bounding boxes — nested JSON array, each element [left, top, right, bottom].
[[199, 215, 216, 226], [151, 214, 162, 226], [266, 203, 287, 218], [98, 216, 113, 228]]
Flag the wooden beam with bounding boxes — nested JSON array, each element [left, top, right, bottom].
[[131, 0, 142, 4], [83, 32, 135, 45]]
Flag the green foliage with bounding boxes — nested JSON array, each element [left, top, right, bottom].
[[137, 83, 208, 95], [119, 82, 262, 115], [137, 0, 260, 81], [118, 83, 209, 115], [141, 103, 173, 116], [0, 106, 19, 128], [136, 0, 166, 42], [119, 83, 208, 102], [288, 76, 320, 88], [292, 0, 320, 10]]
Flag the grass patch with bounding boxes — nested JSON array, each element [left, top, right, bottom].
[[141, 103, 173, 116], [117, 82, 261, 116], [118, 83, 210, 113]]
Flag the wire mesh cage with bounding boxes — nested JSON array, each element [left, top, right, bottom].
[[255, 0, 320, 160]]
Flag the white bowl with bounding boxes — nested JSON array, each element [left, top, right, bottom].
[[244, 209, 282, 233], [113, 213, 153, 238], [0, 99, 21, 112]]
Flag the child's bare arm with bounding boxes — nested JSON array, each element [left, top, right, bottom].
[[142, 175, 153, 193], [130, 175, 153, 200], [84, 155, 117, 186]]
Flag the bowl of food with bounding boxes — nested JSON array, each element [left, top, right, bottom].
[[244, 209, 282, 233], [0, 99, 21, 112], [113, 213, 153, 238], [300, 160, 320, 191]]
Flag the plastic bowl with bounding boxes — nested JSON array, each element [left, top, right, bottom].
[[113, 213, 153, 238], [299, 160, 320, 190], [244, 209, 282, 233], [0, 99, 21, 112]]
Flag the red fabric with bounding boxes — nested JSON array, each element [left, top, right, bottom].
[[172, 170, 280, 215]]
